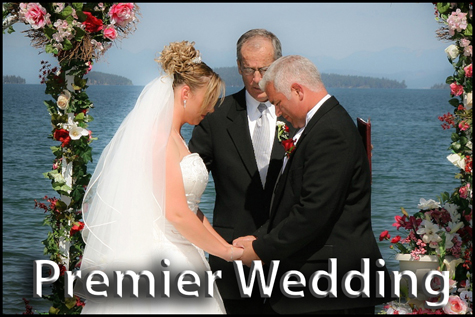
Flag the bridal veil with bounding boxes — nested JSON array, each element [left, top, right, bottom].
[[76, 75, 174, 298]]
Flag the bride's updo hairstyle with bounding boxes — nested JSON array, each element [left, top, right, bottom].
[[156, 41, 225, 110]]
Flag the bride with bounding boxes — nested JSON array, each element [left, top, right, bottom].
[[76, 41, 243, 314]]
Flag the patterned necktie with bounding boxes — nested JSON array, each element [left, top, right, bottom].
[[252, 103, 271, 187]]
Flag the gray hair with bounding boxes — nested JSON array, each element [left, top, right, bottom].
[[259, 55, 324, 99], [236, 29, 282, 63]]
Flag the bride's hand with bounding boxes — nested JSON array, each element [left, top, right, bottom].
[[228, 245, 244, 262]]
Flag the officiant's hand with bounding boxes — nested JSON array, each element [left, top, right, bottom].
[[233, 236, 261, 267]]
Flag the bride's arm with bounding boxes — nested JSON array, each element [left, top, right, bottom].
[[164, 141, 242, 261], [196, 209, 229, 247]]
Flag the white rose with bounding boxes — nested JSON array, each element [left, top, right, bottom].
[[57, 90, 71, 110], [445, 44, 459, 60], [447, 153, 466, 170], [69, 124, 89, 140], [463, 92, 472, 110]]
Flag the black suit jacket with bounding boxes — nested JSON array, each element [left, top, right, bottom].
[[189, 88, 295, 299], [252, 96, 393, 313]]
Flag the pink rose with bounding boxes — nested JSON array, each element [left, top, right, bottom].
[[443, 295, 468, 314], [103, 26, 117, 40], [450, 82, 464, 96], [108, 3, 135, 27], [21, 3, 50, 29], [464, 64, 472, 77], [459, 184, 470, 199]]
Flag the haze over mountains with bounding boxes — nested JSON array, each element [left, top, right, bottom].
[[3, 45, 452, 89]]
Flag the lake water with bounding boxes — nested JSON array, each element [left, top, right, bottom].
[[2, 83, 459, 314]]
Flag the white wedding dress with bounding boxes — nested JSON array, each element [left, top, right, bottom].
[[80, 153, 226, 314]]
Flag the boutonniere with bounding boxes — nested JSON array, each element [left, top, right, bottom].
[[276, 121, 296, 157]]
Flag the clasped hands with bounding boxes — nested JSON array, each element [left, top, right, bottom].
[[230, 235, 261, 267]]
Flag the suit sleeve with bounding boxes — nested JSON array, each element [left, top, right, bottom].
[[252, 118, 359, 263]]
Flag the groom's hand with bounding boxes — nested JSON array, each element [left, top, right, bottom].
[[233, 236, 260, 267], [232, 235, 256, 248]]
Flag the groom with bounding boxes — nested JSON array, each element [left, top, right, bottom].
[[234, 55, 394, 314]]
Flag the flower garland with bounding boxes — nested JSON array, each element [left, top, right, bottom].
[[380, 2, 472, 314], [3, 3, 139, 314]]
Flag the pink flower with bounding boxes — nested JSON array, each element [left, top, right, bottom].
[[20, 3, 51, 29], [458, 121, 470, 131], [443, 295, 468, 314], [464, 64, 472, 77], [103, 26, 117, 40], [446, 8, 468, 36], [450, 82, 464, 96], [392, 215, 407, 230], [459, 184, 470, 199], [108, 3, 135, 27], [464, 45, 472, 57]]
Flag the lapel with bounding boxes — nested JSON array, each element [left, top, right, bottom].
[[268, 96, 339, 218], [226, 89, 259, 179]]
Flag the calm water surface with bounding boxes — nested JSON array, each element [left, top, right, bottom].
[[3, 84, 459, 314]]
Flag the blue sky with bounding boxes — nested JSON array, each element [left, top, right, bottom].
[[2, 3, 454, 88]]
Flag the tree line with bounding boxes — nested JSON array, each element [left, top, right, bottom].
[[85, 71, 133, 85], [3, 75, 26, 84], [214, 67, 407, 89]]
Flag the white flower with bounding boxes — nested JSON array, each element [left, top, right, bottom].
[[69, 124, 89, 140], [385, 301, 412, 314], [57, 90, 71, 110], [444, 202, 460, 222], [276, 121, 285, 128], [447, 153, 466, 170], [418, 198, 440, 210], [466, 140, 472, 151], [417, 219, 442, 247], [463, 92, 472, 110], [445, 44, 459, 60]]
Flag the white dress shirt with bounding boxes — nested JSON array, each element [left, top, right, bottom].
[[246, 90, 276, 158]]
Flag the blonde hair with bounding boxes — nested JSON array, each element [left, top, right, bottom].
[[155, 41, 225, 111]]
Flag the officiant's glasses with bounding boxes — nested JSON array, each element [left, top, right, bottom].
[[241, 66, 270, 76]]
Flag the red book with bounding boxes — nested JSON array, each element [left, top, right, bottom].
[[357, 117, 372, 183]]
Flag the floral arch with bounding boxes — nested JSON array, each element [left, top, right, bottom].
[[2, 2, 472, 315], [3, 3, 140, 313]]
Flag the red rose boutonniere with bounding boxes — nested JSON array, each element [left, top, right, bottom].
[[276, 121, 296, 157]]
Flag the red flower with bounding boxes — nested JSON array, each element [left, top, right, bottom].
[[53, 128, 71, 147], [70, 221, 85, 236], [379, 230, 390, 241], [281, 139, 296, 157], [82, 11, 103, 33], [75, 296, 85, 307], [392, 215, 407, 230], [391, 235, 401, 243]]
